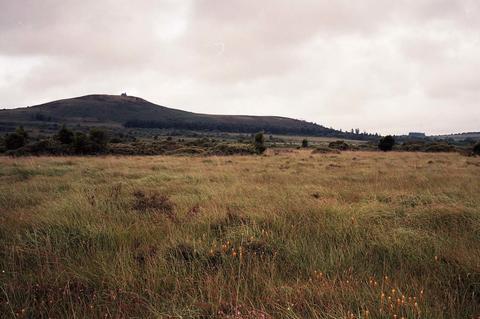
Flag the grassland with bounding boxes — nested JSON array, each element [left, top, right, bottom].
[[0, 151, 479, 318]]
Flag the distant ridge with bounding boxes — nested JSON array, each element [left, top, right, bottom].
[[432, 131, 480, 141], [0, 94, 341, 136]]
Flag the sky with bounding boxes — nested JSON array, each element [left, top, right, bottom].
[[0, 0, 479, 135]]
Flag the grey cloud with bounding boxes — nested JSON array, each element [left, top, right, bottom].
[[0, 0, 479, 134]]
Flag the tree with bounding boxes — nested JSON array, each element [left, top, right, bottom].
[[89, 128, 108, 152], [73, 132, 89, 154], [302, 139, 309, 148], [5, 126, 28, 150], [56, 125, 74, 144], [254, 132, 266, 154], [15, 126, 28, 139], [378, 135, 395, 151], [89, 129, 107, 145], [5, 133, 25, 150], [473, 141, 480, 155]]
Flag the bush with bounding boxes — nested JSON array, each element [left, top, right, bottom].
[[87, 129, 108, 153], [424, 142, 455, 153], [301, 139, 309, 148], [474, 142, 480, 155], [89, 129, 107, 146], [56, 125, 74, 144], [6, 139, 70, 156], [209, 143, 256, 156], [5, 132, 25, 150], [254, 132, 266, 154], [399, 141, 456, 153], [328, 140, 349, 151], [400, 141, 425, 152], [378, 135, 395, 151], [311, 146, 340, 154], [73, 132, 89, 154], [15, 126, 28, 139], [4, 126, 29, 151]]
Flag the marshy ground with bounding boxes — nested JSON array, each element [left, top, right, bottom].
[[0, 151, 479, 318]]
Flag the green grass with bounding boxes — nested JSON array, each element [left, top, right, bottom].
[[0, 151, 479, 318]]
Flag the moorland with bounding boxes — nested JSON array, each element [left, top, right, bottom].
[[1, 150, 479, 318]]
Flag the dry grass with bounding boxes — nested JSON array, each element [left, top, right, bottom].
[[0, 150, 479, 318]]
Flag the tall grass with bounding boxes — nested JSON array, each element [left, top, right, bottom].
[[0, 151, 479, 318]]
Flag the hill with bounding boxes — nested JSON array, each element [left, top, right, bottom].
[[433, 132, 480, 141], [0, 94, 343, 137]]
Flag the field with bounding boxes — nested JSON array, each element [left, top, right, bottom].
[[1, 151, 479, 318]]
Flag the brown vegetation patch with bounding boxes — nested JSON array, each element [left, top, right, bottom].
[[326, 163, 343, 169], [311, 146, 340, 154], [311, 192, 321, 199], [187, 204, 201, 218], [132, 190, 176, 219], [132, 241, 158, 266]]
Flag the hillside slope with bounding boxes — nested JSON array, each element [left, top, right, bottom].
[[0, 94, 337, 136], [433, 132, 480, 141]]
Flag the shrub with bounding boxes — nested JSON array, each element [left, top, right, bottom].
[[253, 132, 266, 154], [6, 139, 70, 156], [4, 126, 29, 151], [424, 142, 455, 153], [400, 141, 425, 152], [311, 146, 340, 154], [474, 142, 480, 155], [5, 132, 25, 150], [378, 135, 395, 151], [209, 143, 256, 156], [56, 125, 74, 144], [328, 140, 349, 151], [73, 132, 89, 154], [15, 126, 28, 139], [400, 141, 456, 153], [89, 129, 108, 147], [79, 128, 109, 153], [301, 139, 309, 148]]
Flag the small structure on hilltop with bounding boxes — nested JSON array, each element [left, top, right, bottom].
[[121, 92, 128, 97], [408, 132, 426, 139]]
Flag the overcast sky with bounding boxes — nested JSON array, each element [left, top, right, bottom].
[[0, 0, 479, 135]]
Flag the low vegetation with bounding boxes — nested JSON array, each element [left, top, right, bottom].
[[473, 141, 480, 155], [1, 126, 267, 157], [254, 132, 267, 154], [302, 139, 309, 148], [2, 125, 479, 157], [399, 141, 456, 153], [378, 135, 395, 151], [0, 151, 479, 318], [4, 126, 28, 150]]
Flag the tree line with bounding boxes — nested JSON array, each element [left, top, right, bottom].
[[123, 119, 377, 140], [1, 125, 109, 154]]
